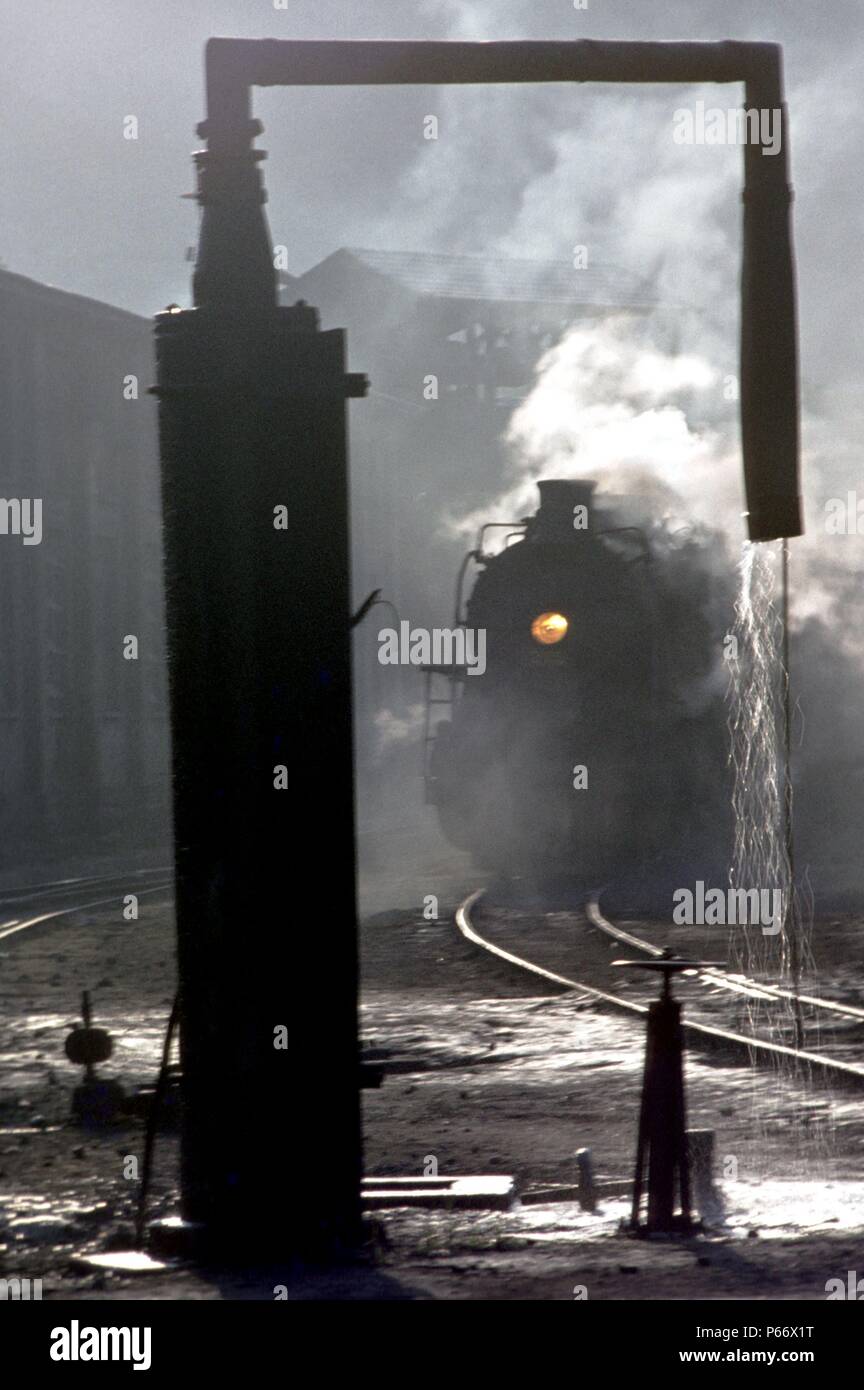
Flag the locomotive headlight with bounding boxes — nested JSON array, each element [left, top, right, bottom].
[[531, 612, 568, 646]]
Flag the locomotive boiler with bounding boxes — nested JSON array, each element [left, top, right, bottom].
[[423, 478, 728, 886]]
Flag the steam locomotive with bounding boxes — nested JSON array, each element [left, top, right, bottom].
[[423, 479, 729, 885]]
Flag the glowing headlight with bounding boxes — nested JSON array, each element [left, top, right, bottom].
[[531, 612, 568, 646]]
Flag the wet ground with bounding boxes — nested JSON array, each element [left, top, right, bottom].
[[2, 874, 864, 1299]]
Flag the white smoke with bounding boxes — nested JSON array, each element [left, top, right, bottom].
[[374, 703, 427, 752], [451, 315, 741, 545]]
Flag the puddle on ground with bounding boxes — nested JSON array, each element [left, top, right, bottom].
[[0, 1191, 113, 1245], [379, 1178, 864, 1253], [0, 1009, 172, 1100]]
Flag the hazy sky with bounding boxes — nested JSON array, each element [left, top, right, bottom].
[[4, 2, 863, 527], [5, 2, 864, 856], [2, 4, 861, 348]]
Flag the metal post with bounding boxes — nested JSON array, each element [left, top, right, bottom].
[[631, 991, 693, 1233], [739, 51, 801, 542], [780, 538, 803, 1047], [617, 954, 718, 1234], [686, 1129, 717, 1217], [153, 68, 366, 1254], [199, 36, 802, 543]]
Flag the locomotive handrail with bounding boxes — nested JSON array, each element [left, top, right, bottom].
[[454, 548, 481, 627], [476, 521, 527, 560]]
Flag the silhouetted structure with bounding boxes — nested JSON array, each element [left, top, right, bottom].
[[615, 953, 712, 1233], [0, 270, 168, 871], [0, 247, 656, 875], [155, 51, 367, 1252], [152, 33, 801, 1259]]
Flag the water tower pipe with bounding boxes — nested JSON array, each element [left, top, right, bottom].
[[198, 37, 802, 542]]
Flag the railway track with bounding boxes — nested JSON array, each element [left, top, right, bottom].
[[0, 867, 174, 944], [585, 896, 864, 1023], [456, 888, 864, 1090]]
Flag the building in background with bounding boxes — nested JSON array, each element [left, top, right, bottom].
[[279, 249, 656, 849], [0, 269, 168, 872], [0, 251, 653, 874]]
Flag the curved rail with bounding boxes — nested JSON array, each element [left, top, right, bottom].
[[0, 865, 171, 908], [456, 889, 864, 1090], [585, 896, 864, 1024], [0, 874, 173, 944], [456, 888, 646, 1014]]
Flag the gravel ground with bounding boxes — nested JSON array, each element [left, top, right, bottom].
[[2, 878, 864, 1300]]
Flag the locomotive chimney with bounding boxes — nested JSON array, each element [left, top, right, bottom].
[[532, 479, 597, 541]]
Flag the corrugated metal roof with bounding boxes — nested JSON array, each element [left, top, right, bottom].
[[341, 247, 656, 308]]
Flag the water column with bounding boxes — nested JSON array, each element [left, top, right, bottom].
[[153, 64, 366, 1255]]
